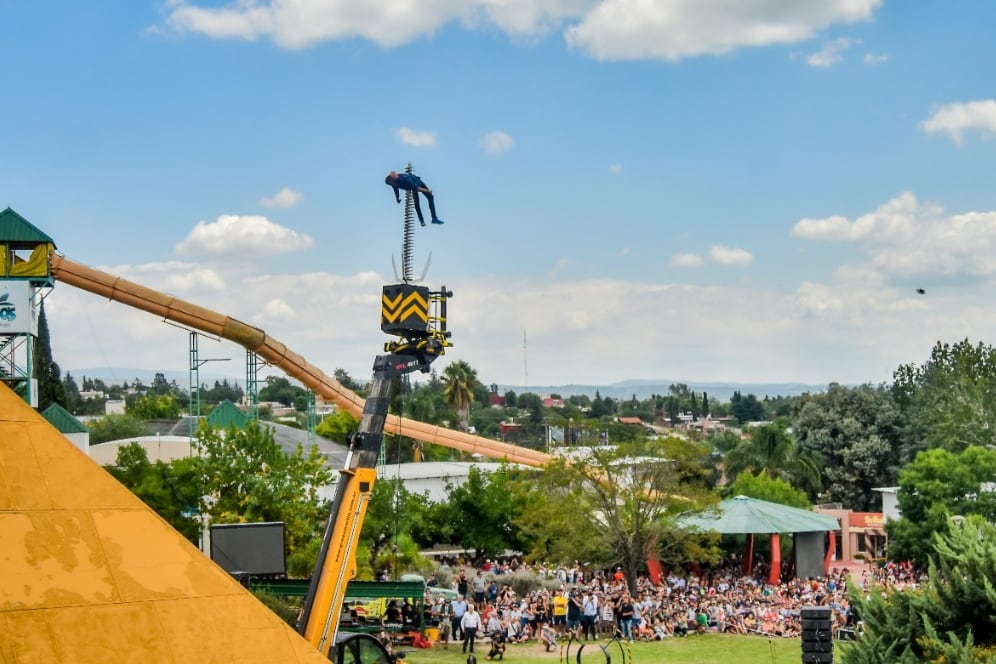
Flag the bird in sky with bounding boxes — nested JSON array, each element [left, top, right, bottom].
[[916, 288, 926, 295]]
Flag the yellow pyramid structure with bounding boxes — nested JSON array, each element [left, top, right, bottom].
[[0, 383, 331, 664]]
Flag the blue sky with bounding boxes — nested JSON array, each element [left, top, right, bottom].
[[3, 0, 995, 390]]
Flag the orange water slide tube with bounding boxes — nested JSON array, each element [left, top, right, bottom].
[[51, 254, 551, 467]]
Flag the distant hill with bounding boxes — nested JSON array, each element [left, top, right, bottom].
[[71, 368, 831, 404], [497, 380, 831, 403]]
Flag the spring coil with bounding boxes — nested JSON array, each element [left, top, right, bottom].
[[401, 162, 415, 283]]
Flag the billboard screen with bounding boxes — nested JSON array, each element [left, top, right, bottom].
[[210, 522, 286, 577]]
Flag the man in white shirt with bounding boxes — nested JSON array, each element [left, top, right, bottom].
[[461, 604, 482, 654]]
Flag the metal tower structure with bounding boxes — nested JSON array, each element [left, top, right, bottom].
[[0, 208, 56, 407]]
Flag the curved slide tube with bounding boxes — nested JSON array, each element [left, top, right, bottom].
[[51, 254, 551, 467]]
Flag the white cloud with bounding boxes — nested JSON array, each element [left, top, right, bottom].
[[165, 1, 461, 49], [259, 187, 302, 208], [480, 131, 515, 154], [791, 192, 923, 243], [806, 37, 855, 67], [254, 298, 297, 323], [670, 253, 704, 268], [162, 0, 883, 62], [863, 52, 888, 65], [396, 127, 438, 147], [46, 251, 996, 396], [565, 0, 881, 61], [921, 100, 996, 145], [710, 245, 754, 266], [174, 214, 314, 257], [792, 192, 996, 279], [609, 163, 623, 174]]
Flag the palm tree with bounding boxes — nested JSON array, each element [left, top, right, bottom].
[[723, 422, 821, 496], [442, 360, 480, 432]]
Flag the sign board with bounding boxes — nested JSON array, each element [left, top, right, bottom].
[[0, 282, 38, 335]]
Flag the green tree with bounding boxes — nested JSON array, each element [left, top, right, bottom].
[[105, 443, 202, 542], [62, 372, 81, 414], [193, 420, 333, 577], [434, 465, 531, 561], [127, 393, 183, 419], [33, 303, 66, 411], [442, 360, 480, 432], [893, 339, 996, 463], [518, 446, 718, 592], [358, 478, 433, 579], [315, 409, 360, 443], [201, 379, 243, 405], [887, 446, 996, 566], [258, 376, 308, 409], [334, 368, 368, 398], [730, 391, 765, 424], [722, 422, 821, 496], [724, 471, 811, 508], [793, 383, 905, 510], [87, 413, 147, 445], [842, 517, 996, 664]]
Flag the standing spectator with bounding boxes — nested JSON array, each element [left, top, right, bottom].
[[461, 604, 481, 654], [472, 570, 488, 606], [599, 595, 616, 636], [457, 569, 470, 599], [581, 590, 599, 640], [566, 589, 583, 637], [618, 594, 635, 642], [451, 594, 468, 642], [552, 588, 568, 634]]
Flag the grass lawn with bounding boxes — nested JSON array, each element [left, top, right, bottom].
[[402, 633, 823, 664]]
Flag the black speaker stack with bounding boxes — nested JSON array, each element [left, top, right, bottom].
[[800, 605, 833, 663]]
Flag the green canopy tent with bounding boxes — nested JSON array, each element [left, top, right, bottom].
[[679, 495, 841, 584]]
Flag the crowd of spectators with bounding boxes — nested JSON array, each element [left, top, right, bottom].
[[417, 554, 921, 652]]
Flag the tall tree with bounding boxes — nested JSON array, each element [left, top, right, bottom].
[[441, 360, 480, 432], [517, 444, 719, 591], [793, 383, 905, 510], [33, 302, 65, 411], [893, 339, 996, 461], [193, 420, 333, 577], [887, 445, 996, 566], [730, 391, 765, 424], [434, 465, 531, 562], [62, 372, 81, 414], [722, 422, 821, 496]]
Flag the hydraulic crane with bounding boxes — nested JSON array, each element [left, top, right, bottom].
[[297, 167, 452, 660]]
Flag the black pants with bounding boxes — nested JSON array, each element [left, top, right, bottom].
[[462, 626, 478, 652], [411, 191, 438, 224], [582, 615, 597, 639]]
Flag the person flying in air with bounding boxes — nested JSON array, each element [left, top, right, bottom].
[[385, 170, 444, 226]]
